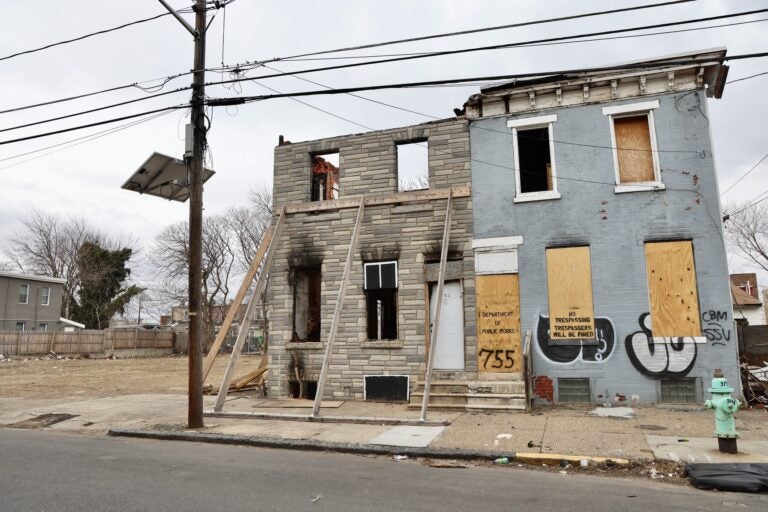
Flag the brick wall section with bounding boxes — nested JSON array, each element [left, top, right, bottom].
[[269, 118, 475, 400]]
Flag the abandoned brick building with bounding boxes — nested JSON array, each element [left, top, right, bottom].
[[263, 48, 738, 408]]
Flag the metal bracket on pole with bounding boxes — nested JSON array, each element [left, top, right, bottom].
[[311, 197, 366, 418], [420, 188, 454, 422], [213, 207, 286, 412], [157, 0, 198, 38]]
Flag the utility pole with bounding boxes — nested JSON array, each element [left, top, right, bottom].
[[158, 0, 206, 428]]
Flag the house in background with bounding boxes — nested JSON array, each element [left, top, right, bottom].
[[466, 48, 736, 405], [0, 271, 83, 332], [731, 273, 765, 326]]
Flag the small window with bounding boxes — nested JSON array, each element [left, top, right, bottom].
[[292, 267, 322, 342], [19, 284, 29, 304], [41, 286, 51, 306], [558, 378, 591, 403], [38, 323, 48, 332], [15, 322, 26, 332], [660, 378, 698, 403], [397, 141, 428, 192], [311, 152, 339, 201], [364, 261, 398, 340], [603, 100, 663, 192], [508, 115, 560, 202]]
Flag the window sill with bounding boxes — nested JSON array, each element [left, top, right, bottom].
[[360, 340, 404, 349], [285, 341, 323, 350], [614, 182, 666, 194], [513, 191, 561, 203]]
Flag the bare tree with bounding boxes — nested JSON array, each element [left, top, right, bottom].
[[4, 210, 137, 318], [725, 201, 768, 272]]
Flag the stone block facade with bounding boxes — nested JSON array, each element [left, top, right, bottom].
[[269, 118, 476, 400]]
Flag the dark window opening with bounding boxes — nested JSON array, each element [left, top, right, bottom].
[[311, 152, 339, 201], [518, 127, 552, 193], [289, 380, 317, 399], [364, 261, 398, 340], [365, 375, 409, 402], [397, 141, 428, 192], [292, 267, 321, 341]]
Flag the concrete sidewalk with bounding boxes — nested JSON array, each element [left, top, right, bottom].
[[1, 394, 767, 465]]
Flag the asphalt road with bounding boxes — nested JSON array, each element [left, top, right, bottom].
[[0, 429, 765, 511]]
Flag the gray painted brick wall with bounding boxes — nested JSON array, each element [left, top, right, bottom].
[[469, 90, 738, 404]]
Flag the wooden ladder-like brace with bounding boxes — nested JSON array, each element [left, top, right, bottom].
[[420, 188, 454, 422], [211, 207, 286, 412], [311, 197, 366, 418]]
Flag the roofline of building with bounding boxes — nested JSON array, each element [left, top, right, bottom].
[[0, 271, 66, 285]]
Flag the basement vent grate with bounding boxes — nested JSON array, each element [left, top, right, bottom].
[[557, 378, 591, 403], [660, 378, 698, 403], [364, 375, 409, 402]]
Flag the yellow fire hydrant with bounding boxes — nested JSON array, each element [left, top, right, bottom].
[[704, 369, 740, 454]]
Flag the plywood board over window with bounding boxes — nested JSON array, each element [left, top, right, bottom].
[[476, 274, 521, 372], [614, 115, 655, 183], [546, 247, 596, 340], [645, 241, 701, 337]]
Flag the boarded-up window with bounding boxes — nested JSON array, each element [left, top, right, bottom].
[[545, 247, 596, 340], [644, 241, 701, 337], [613, 114, 655, 183]]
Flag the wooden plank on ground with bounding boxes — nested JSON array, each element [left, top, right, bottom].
[[645, 240, 701, 337]]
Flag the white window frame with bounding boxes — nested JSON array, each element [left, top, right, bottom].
[[15, 322, 26, 331], [38, 322, 48, 332], [507, 114, 561, 203], [363, 261, 398, 290], [41, 286, 51, 306], [602, 100, 664, 194], [18, 284, 29, 304]]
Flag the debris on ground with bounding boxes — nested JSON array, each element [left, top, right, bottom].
[[741, 362, 768, 408], [493, 457, 510, 465], [310, 494, 322, 503], [393, 454, 408, 461], [686, 463, 768, 493], [424, 458, 467, 469], [590, 406, 635, 419]]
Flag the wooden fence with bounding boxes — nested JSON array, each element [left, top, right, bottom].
[[0, 329, 175, 358]]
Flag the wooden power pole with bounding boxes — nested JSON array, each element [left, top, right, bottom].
[[158, 0, 207, 428]]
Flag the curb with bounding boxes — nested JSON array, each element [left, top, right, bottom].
[[108, 428, 513, 460], [107, 428, 629, 465]]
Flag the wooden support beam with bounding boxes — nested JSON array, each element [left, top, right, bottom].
[[213, 208, 286, 413], [282, 186, 469, 215], [311, 197, 366, 418], [420, 188, 454, 422], [202, 208, 284, 383]]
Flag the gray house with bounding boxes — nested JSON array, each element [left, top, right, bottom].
[[466, 48, 736, 405], [0, 271, 83, 332]]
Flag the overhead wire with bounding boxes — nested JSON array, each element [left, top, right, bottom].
[[720, 152, 768, 197], [1, 3, 754, 118]]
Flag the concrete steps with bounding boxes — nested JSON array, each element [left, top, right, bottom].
[[408, 379, 527, 411]]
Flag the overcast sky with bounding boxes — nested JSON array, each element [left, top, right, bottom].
[[1, 0, 766, 288]]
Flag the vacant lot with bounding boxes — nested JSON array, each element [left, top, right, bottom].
[[0, 355, 264, 399]]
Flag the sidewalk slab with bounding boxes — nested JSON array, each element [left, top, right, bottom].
[[646, 435, 768, 463], [369, 426, 446, 447]]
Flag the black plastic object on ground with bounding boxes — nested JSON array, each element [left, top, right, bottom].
[[686, 463, 768, 492]]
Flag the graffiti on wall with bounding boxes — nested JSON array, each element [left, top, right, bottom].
[[536, 314, 615, 364], [625, 313, 697, 378], [701, 310, 731, 346]]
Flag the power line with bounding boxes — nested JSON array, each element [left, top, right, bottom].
[[0, 11, 187, 63], [0, 3, 751, 118], [727, 70, 768, 84], [726, 191, 768, 218], [229, 0, 696, 65], [0, 105, 188, 147], [720, 152, 768, 196], [207, 51, 768, 107], [210, 8, 768, 90]]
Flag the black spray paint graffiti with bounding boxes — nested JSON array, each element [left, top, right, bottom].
[[625, 313, 697, 378], [701, 310, 730, 346], [536, 314, 615, 364]]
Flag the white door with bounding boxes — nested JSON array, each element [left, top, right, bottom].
[[430, 281, 465, 370]]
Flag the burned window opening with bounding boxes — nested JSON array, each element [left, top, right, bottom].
[[310, 153, 339, 202], [364, 261, 398, 340], [397, 141, 429, 192], [289, 380, 317, 400], [292, 267, 321, 342], [518, 127, 552, 193]]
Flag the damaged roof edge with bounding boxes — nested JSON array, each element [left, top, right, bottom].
[[478, 47, 728, 96]]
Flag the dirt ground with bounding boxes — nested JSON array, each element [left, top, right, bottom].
[[0, 354, 264, 399]]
